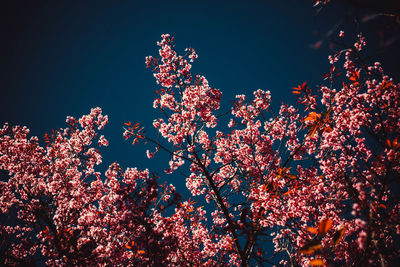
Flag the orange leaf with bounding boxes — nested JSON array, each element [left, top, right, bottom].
[[386, 139, 392, 148], [379, 204, 386, 209], [381, 80, 392, 90], [307, 227, 319, 235], [309, 125, 318, 137], [293, 82, 307, 92], [124, 121, 131, 126], [393, 138, 400, 149], [292, 90, 301, 95], [137, 250, 146, 254], [332, 227, 345, 245], [387, 138, 400, 149], [309, 258, 324, 266], [318, 218, 332, 234], [128, 240, 135, 248], [349, 70, 359, 81], [349, 70, 360, 86], [305, 112, 320, 122], [283, 190, 293, 196], [299, 240, 322, 255]]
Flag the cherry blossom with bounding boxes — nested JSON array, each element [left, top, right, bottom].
[[130, 31, 399, 266], [1, 8, 400, 267]]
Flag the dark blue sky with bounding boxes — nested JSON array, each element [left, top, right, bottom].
[[1, 0, 398, 193]]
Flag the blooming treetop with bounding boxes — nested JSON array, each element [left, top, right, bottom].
[[0, 108, 223, 266], [125, 31, 400, 266], [1, 12, 400, 267]]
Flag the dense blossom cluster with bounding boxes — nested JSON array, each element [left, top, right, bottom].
[[0, 108, 226, 266], [1, 12, 400, 267], [133, 31, 399, 266]]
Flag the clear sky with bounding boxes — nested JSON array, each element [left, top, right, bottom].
[[1, 0, 398, 193]]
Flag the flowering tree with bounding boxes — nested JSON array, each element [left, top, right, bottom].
[[0, 109, 201, 266], [123, 31, 400, 266], [1, 4, 400, 267]]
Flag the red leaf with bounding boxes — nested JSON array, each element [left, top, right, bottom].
[[349, 70, 359, 81], [381, 80, 393, 90], [349, 70, 360, 86], [299, 240, 322, 255], [307, 227, 319, 235], [304, 112, 320, 122], [386, 139, 392, 148], [293, 82, 307, 92], [318, 218, 332, 234], [125, 240, 135, 249], [393, 138, 400, 149], [283, 190, 293, 196], [332, 227, 345, 245], [309, 125, 318, 137], [132, 122, 140, 129]]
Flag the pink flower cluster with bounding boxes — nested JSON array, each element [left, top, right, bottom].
[[0, 108, 228, 266], [138, 33, 400, 265]]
